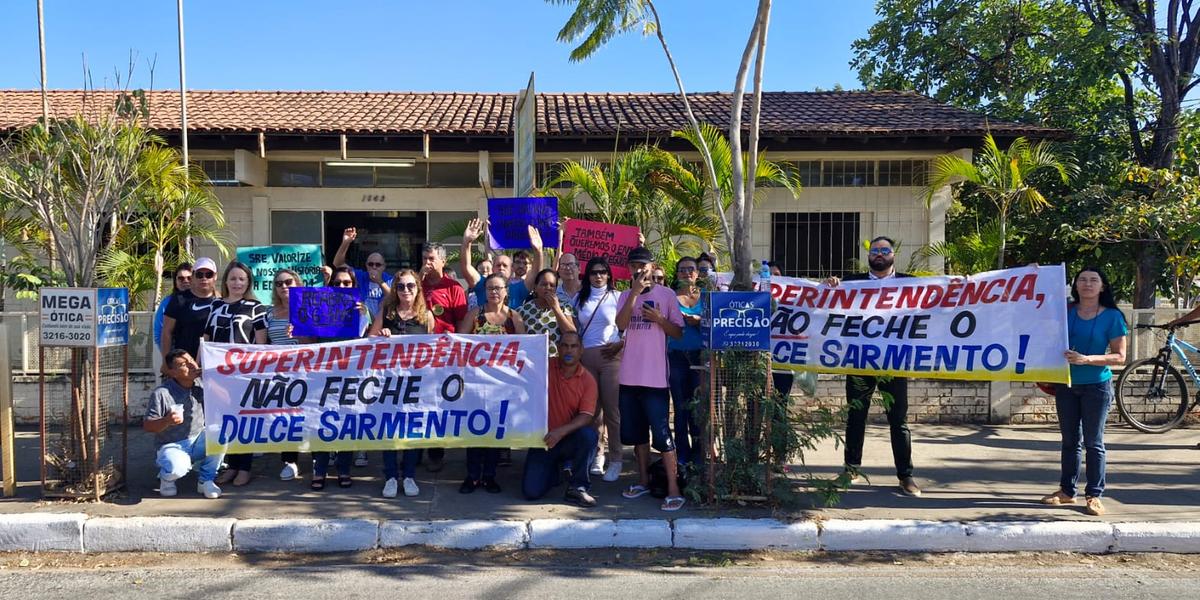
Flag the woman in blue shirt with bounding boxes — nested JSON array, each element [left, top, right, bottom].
[[1042, 267, 1128, 517], [667, 256, 705, 467]]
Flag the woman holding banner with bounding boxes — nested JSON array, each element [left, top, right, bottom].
[[204, 261, 269, 488], [367, 269, 434, 499], [1042, 267, 1128, 517], [456, 273, 528, 494], [516, 269, 577, 358], [310, 266, 371, 491], [667, 256, 705, 469], [574, 257, 624, 482], [267, 268, 305, 482]]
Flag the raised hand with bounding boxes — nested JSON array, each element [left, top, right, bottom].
[[528, 224, 544, 251], [464, 218, 485, 244], [343, 227, 357, 243]]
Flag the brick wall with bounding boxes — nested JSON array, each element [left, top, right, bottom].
[[791, 374, 990, 424]]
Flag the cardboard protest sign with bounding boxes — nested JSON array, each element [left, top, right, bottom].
[[561, 219, 640, 280], [237, 244, 324, 304], [288, 287, 363, 339], [765, 265, 1072, 383], [487, 197, 559, 250], [200, 334, 550, 453]]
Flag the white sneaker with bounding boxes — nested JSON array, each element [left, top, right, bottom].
[[589, 452, 605, 477], [354, 451, 369, 467], [402, 477, 420, 497], [602, 461, 623, 482], [382, 477, 399, 498], [197, 480, 221, 499], [279, 462, 299, 481], [158, 478, 177, 497]]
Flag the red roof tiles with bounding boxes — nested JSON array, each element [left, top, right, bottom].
[[0, 90, 1061, 137]]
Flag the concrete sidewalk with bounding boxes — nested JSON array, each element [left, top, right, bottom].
[[3, 423, 1198, 523]]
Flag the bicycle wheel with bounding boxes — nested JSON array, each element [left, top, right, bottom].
[[1115, 358, 1190, 433]]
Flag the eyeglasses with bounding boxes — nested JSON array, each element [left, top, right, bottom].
[[486, 286, 506, 292], [274, 278, 296, 288], [367, 262, 385, 268], [332, 280, 355, 288], [194, 271, 215, 280], [868, 248, 894, 256], [176, 274, 192, 281], [396, 282, 418, 291], [588, 270, 609, 277], [677, 266, 696, 273], [652, 276, 666, 282]]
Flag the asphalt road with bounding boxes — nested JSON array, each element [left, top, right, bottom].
[[0, 552, 1198, 599]]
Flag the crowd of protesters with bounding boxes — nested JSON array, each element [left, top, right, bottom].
[[150, 222, 1133, 517]]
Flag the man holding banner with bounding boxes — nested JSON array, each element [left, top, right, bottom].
[[824, 236, 920, 497]]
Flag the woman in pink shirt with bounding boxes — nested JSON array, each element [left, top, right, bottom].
[[614, 247, 686, 511]]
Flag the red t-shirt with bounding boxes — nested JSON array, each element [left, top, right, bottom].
[[548, 359, 597, 430], [422, 275, 468, 334]]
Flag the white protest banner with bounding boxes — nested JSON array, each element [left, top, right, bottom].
[[200, 334, 549, 454], [767, 265, 1071, 383]]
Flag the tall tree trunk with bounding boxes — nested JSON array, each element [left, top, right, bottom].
[[743, 1, 771, 282], [728, 0, 770, 290], [1133, 242, 1161, 308]]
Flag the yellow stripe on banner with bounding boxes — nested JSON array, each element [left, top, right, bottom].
[[771, 363, 1071, 384], [208, 433, 547, 456]]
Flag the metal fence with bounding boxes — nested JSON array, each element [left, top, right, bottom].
[[2, 311, 157, 375]]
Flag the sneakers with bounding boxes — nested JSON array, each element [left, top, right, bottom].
[[197, 480, 222, 499], [158, 478, 177, 497], [602, 461, 622, 482], [1041, 490, 1076, 505], [459, 478, 477, 494], [402, 477, 420, 497], [589, 451, 605, 477], [565, 486, 597, 507], [481, 477, 502, 494], [899, 476, 922, 497], [1085, 496, 1106, 516], [382, 477, 399, 498], [279, 462, 299, 481], [354, 451, 369, 467]]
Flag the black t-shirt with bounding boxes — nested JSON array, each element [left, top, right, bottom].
[[382, 314, 429, 336], [165, 292, 219, 358], [204, 298, 268, 344]]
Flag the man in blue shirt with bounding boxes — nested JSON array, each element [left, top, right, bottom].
[[459, 218, 543, 309], [333, 227, 393, 318]]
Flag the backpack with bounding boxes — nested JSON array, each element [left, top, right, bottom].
[[648, 458, 689, 498]]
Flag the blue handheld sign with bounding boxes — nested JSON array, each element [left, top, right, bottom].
[[703, 291, 772, 351], [289, 287, 364, 339]]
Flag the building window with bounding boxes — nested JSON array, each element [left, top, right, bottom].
[[428, 163, 479, 187], [198, 159, 237, 186], [271, 211, 323, 245], [376, 165, 425, 187], [822, 161, 875, 187], [491, 162, 513, 188], [878, 159, 928, 187], [323, 165, 374, 187], [491, 161, 583, 189], [771, 212, 861, 278], [268, 162, 321, 187]]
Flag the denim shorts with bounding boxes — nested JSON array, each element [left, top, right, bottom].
[[618, 385, 676, 453]]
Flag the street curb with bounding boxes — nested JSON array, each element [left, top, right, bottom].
[[233, 518, 379, 553], [675, 518, 819, 550], [85, 517, 235, 553], [3, 514, 1200, 554], [0, 513, 86, 552], [381, 520, 528, 549]]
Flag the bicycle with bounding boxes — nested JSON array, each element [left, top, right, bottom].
[[1114, 321, 1200, 433]]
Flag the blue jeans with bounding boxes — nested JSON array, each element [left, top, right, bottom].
[[1054, 382, 1112, 498], [312, 451, 352, 478], [619, 385, 675, 453], [156, 431, 224, 484], [523, 427, 598, 499], [382, 450, 421, 480], [668, 350, 702, 465], [465, 448, 499, 481]]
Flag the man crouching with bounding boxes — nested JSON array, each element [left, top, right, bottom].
[[144, 349, 225, 499]]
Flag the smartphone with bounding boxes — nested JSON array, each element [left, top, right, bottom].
[[642, 300, 657, 311]]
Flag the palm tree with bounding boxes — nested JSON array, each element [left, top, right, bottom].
[[924, 133, 1076, 269], [920, 218, 1009, 276], [100, 145, 230, 309]]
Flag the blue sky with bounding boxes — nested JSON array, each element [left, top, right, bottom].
[[0, 1, 878, 93]]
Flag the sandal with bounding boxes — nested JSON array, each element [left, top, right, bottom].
[[622, 484, 650, 499], [215, 469, 237, 485], [232, 470, 252, 487], [310, 477, 326, 491], [1040, 490, 1075, 505], [338, 475, 353, 488], [661, 496, 686, 512]]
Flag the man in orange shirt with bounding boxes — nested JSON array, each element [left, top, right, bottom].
[[522, 331, 600, 507]]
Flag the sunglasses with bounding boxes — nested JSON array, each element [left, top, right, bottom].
[[677, 266, 696, 273], [652, 276, 666, 282], [396, 282, 419, 291], [868, 248, 894, 256], [176, 274, 192, 280], [367, 262, 385, 268], [274, 278, 296, 288], [588, 270, 609, 276], [332, 280, 355, 287], [194, 271, 215, 280]]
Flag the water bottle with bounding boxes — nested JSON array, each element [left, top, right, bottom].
[[759, 259, 771, 292]]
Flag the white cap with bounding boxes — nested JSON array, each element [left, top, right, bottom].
[[193, 257, 217, 273]]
